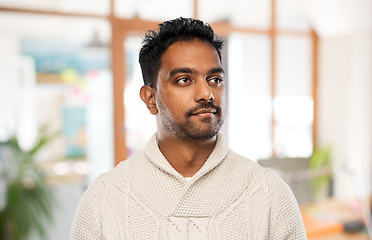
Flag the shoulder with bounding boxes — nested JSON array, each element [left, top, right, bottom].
[[262, 167, 295, 201], [111, 151, 147, 177], [225, 149, 261, 171], [86, 171, 111, 196], [70, 172, 112, 238], [89, 151, 147, 192], [265, 169, 306, 238], [225, 149, 277, 183], [114, 150, 147, 171], [225, 150, 295, 196], [70, 154, 144, 239], [74, 151, 146, 216], [223, 150, 281, 194], [237, 159, 306, 238], [79, 151, 149, 205]]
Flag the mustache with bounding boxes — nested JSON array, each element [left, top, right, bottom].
[[186, 102, 222, 117]]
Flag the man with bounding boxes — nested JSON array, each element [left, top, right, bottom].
[[70, 17, 306, 239]]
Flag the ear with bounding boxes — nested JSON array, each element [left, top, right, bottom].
[[140, 85, 158, 115]]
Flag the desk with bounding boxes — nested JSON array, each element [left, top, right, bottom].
[[311, 232, 368, 240], [300, 198, 370, 240]]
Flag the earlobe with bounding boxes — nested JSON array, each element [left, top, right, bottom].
[[140, 85, 158, 115]]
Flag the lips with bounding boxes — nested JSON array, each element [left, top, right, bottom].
[[191, 108, 217, 115], [186, 102, 221, 117]]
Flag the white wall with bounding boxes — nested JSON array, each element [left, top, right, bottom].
[[316, 0, 372, 198]]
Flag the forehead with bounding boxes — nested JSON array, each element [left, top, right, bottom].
[[159, 40, 222, 73]]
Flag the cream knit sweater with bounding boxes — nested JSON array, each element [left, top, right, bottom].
[[70, 133, 307, 239]]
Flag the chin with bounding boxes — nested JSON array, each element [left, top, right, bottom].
[[161, 114, 224, 142], [186, 131, 218, 141], [182, 123, 222, 142]]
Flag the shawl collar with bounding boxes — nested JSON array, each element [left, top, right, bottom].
[[110, 132, 255, 216], [144, 132, 230, 180]]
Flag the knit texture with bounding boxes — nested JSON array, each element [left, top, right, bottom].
[[70, 133, 307, 239]]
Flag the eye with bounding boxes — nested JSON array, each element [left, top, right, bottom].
[[176, 77, 192, 85], [208, 77, 223, 85]]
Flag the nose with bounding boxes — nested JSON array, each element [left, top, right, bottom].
[[194, 79, 214, 102]]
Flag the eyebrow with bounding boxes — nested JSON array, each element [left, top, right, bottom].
[[169, 67, 193, 78], [168, 67, 225, 78], [208, 67, 225, 75]]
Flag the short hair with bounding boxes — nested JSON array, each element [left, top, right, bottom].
[[139, 17, 224, 88]]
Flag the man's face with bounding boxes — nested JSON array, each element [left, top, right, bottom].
[[155, 39, 226, 141]]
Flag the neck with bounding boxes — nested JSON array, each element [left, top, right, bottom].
[[157, 133, 218, 177]]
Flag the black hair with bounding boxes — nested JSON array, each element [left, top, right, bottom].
[[138, 17, 224, 88]]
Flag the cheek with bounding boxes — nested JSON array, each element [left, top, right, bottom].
[[213, 88, 226, 105], [170, 98, 190, 114], [157, 93, 188, 116], [166, 88, 191, 106]]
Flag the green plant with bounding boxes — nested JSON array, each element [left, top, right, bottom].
[[309, 145, 332, 199], [0, 126, 58, 240]]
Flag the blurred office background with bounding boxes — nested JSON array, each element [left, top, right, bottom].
[[0, 0, 371, 239]]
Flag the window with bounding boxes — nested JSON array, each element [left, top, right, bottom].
[[0, 0, 317, 165]]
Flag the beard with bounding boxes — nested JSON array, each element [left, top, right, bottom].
[[157, 101, 224, 142]]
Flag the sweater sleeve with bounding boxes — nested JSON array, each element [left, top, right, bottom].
[[70, 174, 107, 240], [268, 169, 307, 240]]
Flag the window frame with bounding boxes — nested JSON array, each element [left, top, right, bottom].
[[0, 0, 318, 165]]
